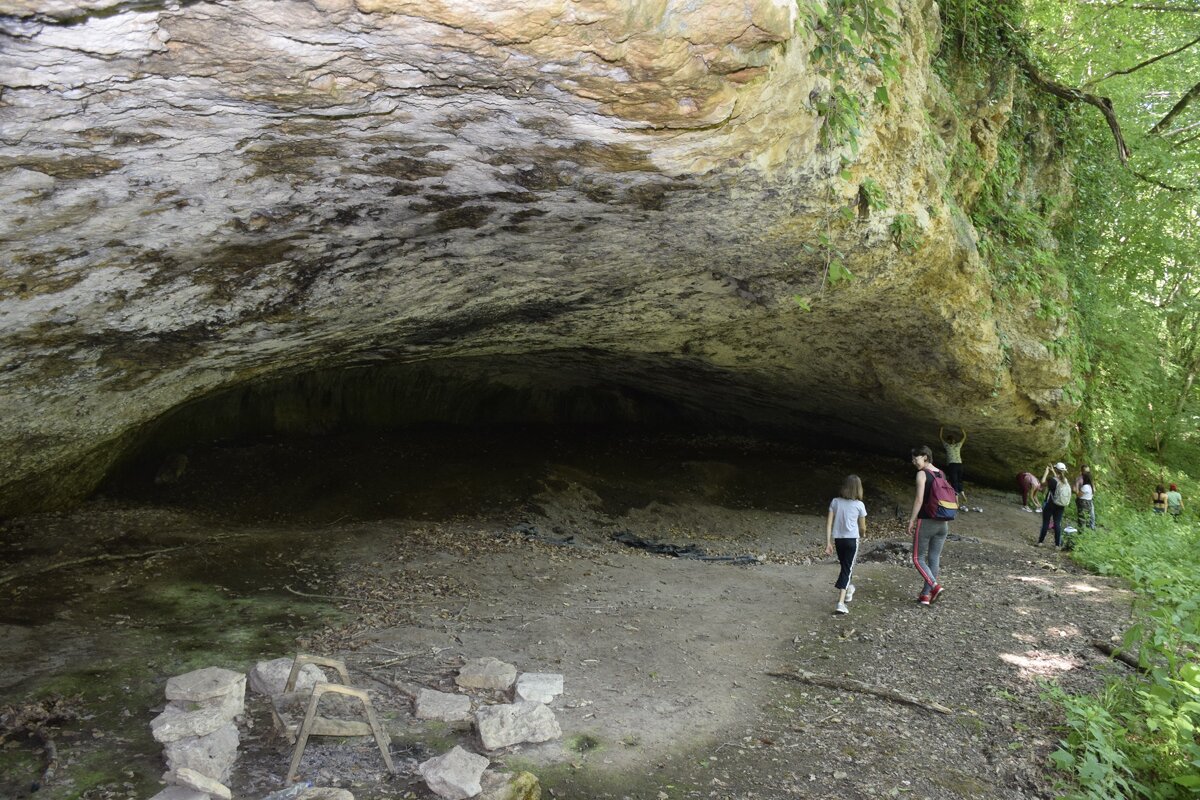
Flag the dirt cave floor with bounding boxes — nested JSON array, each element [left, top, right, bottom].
[[0, 430, 1134, 800]]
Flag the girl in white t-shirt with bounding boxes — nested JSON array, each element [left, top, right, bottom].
[[825, 475, 867, 615], [1075, 467, 1096, 529]]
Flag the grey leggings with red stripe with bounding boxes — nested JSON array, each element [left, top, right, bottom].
[[913, 518, 949, 595]]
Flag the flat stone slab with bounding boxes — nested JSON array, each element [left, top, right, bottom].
[[166, 667, 246, 703], [514, 673, 563, 704], [475, 701, 561, 751], [414, 688, 472, 722], [418, 745, 489, 800], [164, 766, 232, 800], [455, 657, 517, 691]]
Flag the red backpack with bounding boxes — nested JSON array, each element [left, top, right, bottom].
[[922, 468, 959, 520]]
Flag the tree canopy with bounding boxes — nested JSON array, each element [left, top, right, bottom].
[[1023, 0, 1200, 477]]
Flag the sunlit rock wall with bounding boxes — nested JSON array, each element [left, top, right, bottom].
[[0, 0, 1074, 513]]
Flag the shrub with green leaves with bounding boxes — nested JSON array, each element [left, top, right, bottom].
[[1050, 506, 1200, 799]]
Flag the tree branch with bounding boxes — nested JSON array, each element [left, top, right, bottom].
[[1129, 170, 1197, 191], [1089, 2, 1200, 11], [1150, 80, 1200, 134], [767, 668, 953, 714], [1092, 33, 1200, 85], [1019, 59, 1131, 163]]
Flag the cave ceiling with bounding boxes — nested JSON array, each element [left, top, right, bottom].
[[0, 0, 1075, 513]]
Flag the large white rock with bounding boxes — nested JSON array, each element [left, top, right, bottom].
[[418, 746, 490, 800], [163, 766, 232, 800], [415, 688, 473, 722], [248, 657, 327, 696], [456, 658, 517, 691], [163, 722, 239, 784], [475, 702, 562, 751], [514, 673, 563, 704]]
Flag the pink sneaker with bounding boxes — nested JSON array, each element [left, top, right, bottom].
[[918, 594, 931, 606], [930, 584, 945, 603]]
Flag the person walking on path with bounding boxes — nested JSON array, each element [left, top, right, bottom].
[[1152, 484, 1168, 514], [824, 475, 867, 615], [1074, 466, 1096, 530], [1017, 471, 1042, 512], [908, 446, 950, 606], [1166, 484, 1184, 521], [1037, 462, 1071, 547], [940, 426, 968, 507]]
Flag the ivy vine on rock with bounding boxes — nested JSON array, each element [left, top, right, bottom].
[[799, 0, 902, 152]]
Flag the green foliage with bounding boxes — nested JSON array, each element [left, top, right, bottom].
[[889, 213, 921, 252], [1050, 506, 1200, 799], [937, 0, 1024, 67], [859, 177, 888, 212], [800, 0, 901, 151], [1024, 0, 1200, 474]]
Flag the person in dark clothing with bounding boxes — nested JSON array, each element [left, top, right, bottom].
[[1037, 462, 1070, 547]]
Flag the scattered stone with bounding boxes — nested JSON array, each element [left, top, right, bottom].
[[456, 657, 517, 691], [480, 770, 542, 800], [148, 787, 210, 800], [163, 722, 239, 784], [249, 657, 327, 696], [164, 766, 232, 800], [418, 745, 489, 800], [475, 702, 562, 751], [415, 688, 473, 721], [514, 673, 563, 704]]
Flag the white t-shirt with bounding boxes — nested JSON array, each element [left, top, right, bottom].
[[829, 497, 867, 539], [1078, 483, 1094, 501]]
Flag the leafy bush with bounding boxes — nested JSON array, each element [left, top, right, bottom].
[[1050, 506, 1200, 799]]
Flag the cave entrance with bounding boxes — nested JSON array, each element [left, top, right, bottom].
[[98, 354, 870, 525]]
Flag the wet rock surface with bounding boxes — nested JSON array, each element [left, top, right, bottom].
[[0, 0, 1075, 516]]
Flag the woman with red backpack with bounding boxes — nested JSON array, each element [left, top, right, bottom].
[[907, 445, 956, 606]]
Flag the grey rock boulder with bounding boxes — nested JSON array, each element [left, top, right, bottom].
[[513, 673, 563, 704], [475, 702, 561, 751], [163, 722, 239, 784], [415, 688, 473, 722], [456, 658, 517, 691], [418, 745, 490, 800]]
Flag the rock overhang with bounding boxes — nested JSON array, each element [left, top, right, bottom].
[[0, 0, 1074, 515]]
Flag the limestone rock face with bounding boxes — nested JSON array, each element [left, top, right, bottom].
[[0, 0, 1075, 513]]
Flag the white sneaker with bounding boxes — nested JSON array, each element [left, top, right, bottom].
[[844, 584, 855, 602], [835, 603, 849, 615]]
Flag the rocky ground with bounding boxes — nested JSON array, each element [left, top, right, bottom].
[[0, 430, 1133, 799]]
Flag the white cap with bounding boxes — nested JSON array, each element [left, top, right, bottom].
[[1054, 462, 1067, 471]]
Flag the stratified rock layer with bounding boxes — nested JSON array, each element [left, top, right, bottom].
[[0, 0, 1074, 513]]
